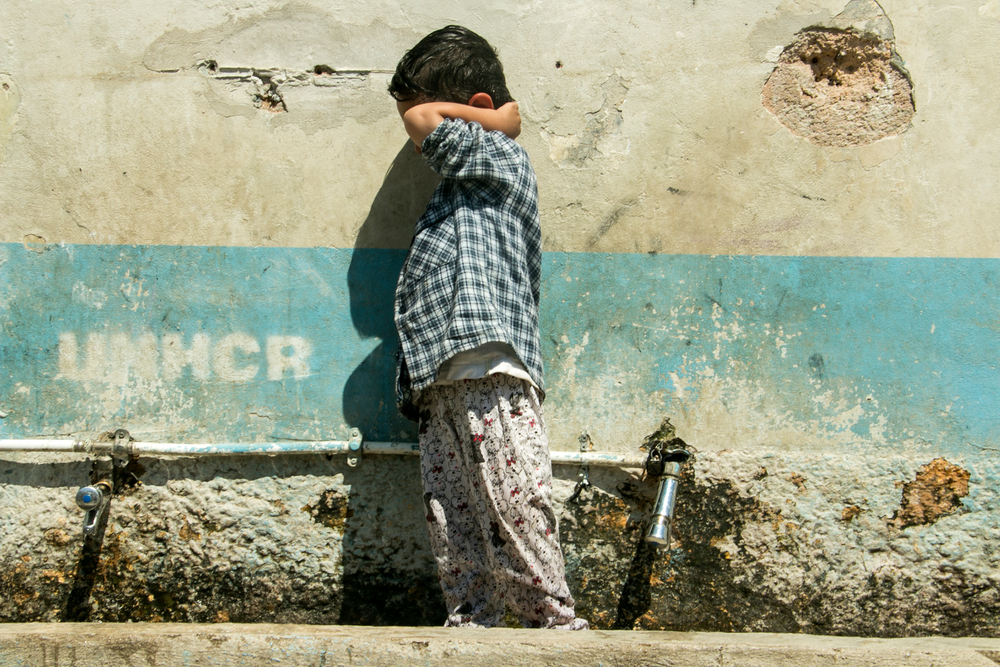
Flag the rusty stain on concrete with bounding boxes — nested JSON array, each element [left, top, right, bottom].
[[43, 528, 72, 547], [841, 505, 863, 522], [3, 451, 1000, 635], [788, 473, 807, 493], [178, 519, 201, 541], [889, 458, 970, 530], [302, 489, 351, 531]]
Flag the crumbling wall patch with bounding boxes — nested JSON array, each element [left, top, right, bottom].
[[762, 1, 914, 147], [889, 458, 970, 529], [194, 61, 372, 113]]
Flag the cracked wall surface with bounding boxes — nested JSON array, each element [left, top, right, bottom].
[[0, 0, 997, 257], [2, 0, 1000, 636], [541, 72, 630, 170]]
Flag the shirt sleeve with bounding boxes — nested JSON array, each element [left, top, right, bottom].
[[420, 118, 519, 203]]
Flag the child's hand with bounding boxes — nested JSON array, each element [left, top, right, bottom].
[[497, 102, 521, 140]]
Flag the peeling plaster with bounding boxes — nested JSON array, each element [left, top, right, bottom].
[[762, 0, 915, 147], [541, 72, 630, 168], [193, 61, 376, 113], [142, 7, 415, 74], [2, 0, 1000, 636], [889, 458, 970, 530]]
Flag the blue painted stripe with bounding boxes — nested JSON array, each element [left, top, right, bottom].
[[0, 243, 996, 453], [543, 253, 1000, 453]]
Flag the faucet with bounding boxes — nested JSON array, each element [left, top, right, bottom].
[[75, 463, 113, 537], [76, 480, 112, 536], [641, 419, 693, 548]]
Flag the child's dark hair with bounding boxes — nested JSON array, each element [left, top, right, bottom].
[[389, 25, 513, 107]]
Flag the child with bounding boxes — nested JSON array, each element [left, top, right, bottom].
[[388, 25, 587, 630]]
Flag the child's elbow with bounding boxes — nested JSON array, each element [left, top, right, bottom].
[[403, 107, 444, 147]]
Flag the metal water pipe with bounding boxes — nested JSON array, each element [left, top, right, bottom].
[[0, 430, 647, 468]]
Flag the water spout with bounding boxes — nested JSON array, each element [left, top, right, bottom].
[[641, 419, 693, 548]]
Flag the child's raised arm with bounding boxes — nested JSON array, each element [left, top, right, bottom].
[[402, 101, 521, 150]]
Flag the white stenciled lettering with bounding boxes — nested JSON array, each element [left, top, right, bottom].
[[110, 333, 158, 384], [56, 332, 313, 384], [57, 332, 106, 381], [213, 333, 261, 382], [266, 336, 312, 380], [162, 333, 211, 381]]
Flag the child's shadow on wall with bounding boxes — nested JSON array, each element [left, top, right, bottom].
[[343, 143, 440, 442]]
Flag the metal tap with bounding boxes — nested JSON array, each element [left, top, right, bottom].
[[641, 419, 693, 548], [76, 479, 112, 536]]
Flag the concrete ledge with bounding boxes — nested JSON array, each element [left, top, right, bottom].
[[2, 624, 1000, 667]]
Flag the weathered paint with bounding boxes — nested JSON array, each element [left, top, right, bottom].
[[0, 244, 408, 445], [2, 243, 998, 455], [3, 0, 1000, 637], [2, 1, 1000, 259]]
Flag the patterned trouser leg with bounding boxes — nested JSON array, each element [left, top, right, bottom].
[[418, 374, 587, 629]]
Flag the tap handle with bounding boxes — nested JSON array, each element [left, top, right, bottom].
[[76, 485, 105, 510]]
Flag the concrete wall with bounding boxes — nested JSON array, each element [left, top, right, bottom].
[[2, 0, 1000, 634]]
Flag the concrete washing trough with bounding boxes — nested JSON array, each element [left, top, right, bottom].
[[2, 624, 1000, 667]]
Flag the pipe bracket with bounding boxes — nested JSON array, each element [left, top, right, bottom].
[[568, 432, 593, 504], [112, 428, 131, 464], [347, 428, 363, 467]]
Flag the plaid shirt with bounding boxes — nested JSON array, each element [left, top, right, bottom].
[[395, 118, 543, 419]]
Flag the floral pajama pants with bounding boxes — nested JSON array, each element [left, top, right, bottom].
[[417, 374, 587, 629]]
